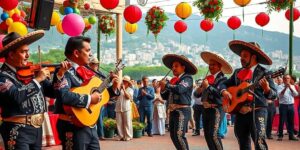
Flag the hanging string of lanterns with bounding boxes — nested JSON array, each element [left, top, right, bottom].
[[233, 0, 251, 21], [174, 20, 187, 44], [227, 16, 241, 39], [174, 2, 192, 44], [255, 12, 270, 36], [124, 5, 142, 34]]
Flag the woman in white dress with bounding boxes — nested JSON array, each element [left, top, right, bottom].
[[152, 86, 166, 135], [115, 76, 134, 141]]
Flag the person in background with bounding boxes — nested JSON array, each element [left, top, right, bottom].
[[152, 83, 166, 135], [277, 74, 299, 141], [137, 76, 155, 137], [115, 76, 134, 141], [192, 79, 204, 136], [133, 80, 142, 108]]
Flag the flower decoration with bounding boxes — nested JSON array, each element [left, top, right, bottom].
[[267, 0, 294, 12], [145, 6, 168, 41], [193, 0, 223, 21], [99, 15, 115, 38]]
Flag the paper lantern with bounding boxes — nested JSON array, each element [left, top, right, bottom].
[[51, 12, 60, 26], [255, 12, 270, 27], [285, 8, 300, 21], [227, 16, 241, 30], [56, 21, 64, 34], [0, 0, 18, 11], [125, 22, 138, 34], [100, 0, 119, 10], [200, 19, 214, 32], [175, 2, 192, 20], [124, 5, 142, 24], [174, 20, 187, 33], [84, 3, 90, 10], [234, 0, 251, 7]]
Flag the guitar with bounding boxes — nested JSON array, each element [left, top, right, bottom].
[[63, 60, 125, 127], [222, 67, 286, 114]]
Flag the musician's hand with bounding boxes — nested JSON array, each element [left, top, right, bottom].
[[202, 79, 209, 89], [203, 101, 211, 109], [57, 61, 72, 79], [259, 77, 270, 94], [222, 90, 232, 100], [91, 92, 102, 104], [35, 67, 50, 82], [239, 106, 251, 114], [109, 71, 118, 80]]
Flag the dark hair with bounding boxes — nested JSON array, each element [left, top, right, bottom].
[[152, 79, 157, 83], [142, 76, 148, 81], [137, 80, 142, 84], [65, 36, 91, 57]]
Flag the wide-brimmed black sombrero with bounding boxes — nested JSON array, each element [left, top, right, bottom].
[[229, 40, 272, 65], [0, 30, 45, 58], [162, 54, 198, 75], [200, 51, 233, 74]]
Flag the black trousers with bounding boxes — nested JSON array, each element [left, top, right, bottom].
[[278, 104, 295, 137], [57, 120, 100, 150], [169, 107, 191, 150], [266, 102, 276, 137], [203, 108, 223, 150], [193, 104, 204, 133], [234, 108, 268, 150], [0, 122, 42, 150]]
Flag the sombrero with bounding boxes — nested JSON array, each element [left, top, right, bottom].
[[162, 54, 198, 75], [200, 51, 233, 74], [122, 75, 133, 86], [0, 30, 45, 58], [229, 40, 272, 65]]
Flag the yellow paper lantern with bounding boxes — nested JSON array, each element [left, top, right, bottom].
[[125, 22, 138, 34], [175, 2, 192, 20], [6, 18, 14, 26], [51, 11, 60, 26], [56, 21, 64, 34], [8, 22, 28, 36], [234, 0, 251, 7]]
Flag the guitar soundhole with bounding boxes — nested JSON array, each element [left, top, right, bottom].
[[237, 90, 242, 98]]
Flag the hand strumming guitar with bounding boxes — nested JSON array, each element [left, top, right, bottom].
[[91, 92, 102, 104], [259, 77, 270, 94]]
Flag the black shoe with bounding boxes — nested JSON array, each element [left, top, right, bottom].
[[277, 137, 283, 141], [148, 134, 153, 137], [289, 136, 299, 141], [267, 135, 273, 139]]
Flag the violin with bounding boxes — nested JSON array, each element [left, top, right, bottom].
[[16, 62, 61, 81]]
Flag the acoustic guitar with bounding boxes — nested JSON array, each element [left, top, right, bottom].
[[223, 67, 285, 114], [64, 60, 125, 127]]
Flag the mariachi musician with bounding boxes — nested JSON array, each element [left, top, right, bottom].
[[220, 40, 277, 150], [0, 30, 69, 150], [194, 51, 233, 150]]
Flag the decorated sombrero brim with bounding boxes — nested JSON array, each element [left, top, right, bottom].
[[229, 40, 272, 65], [0, 30, 45, 58], [200, 51, 233, 74], [162, 54, 198, 75]]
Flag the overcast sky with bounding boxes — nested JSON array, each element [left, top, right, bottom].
[[131, 0, 300, 37]]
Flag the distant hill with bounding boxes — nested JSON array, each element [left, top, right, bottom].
[[31, 13, 300, 56]]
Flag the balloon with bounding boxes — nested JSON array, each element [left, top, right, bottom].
[[51, 12, 60, 26], [84, 18, 90, 27], [88, 16, 97, 24], [73, 8, 80, 14], [175, 2, 192, 20], [100, 0, 119, 10], [11, 13, 21, 22], [0, 21, 8, 31], [0, 34, 6, 49], [5, 18, 13, 26], [0, 0, 18, 11], [14, 8, 21, 16], [63, 0, 70, 7], [20, 10, 26, 18], [64, 7, 73, 15], [125, 22, 138, 34], [62, 14, 85, 36], [56, 21, 64, 34], [59, 6, 65, 15], [6, 10, 15, 17], [8, 22, 28, 36], [285, 8, 300, 21], [1, 13, 9, 21], [84, 3, 90, 10]]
